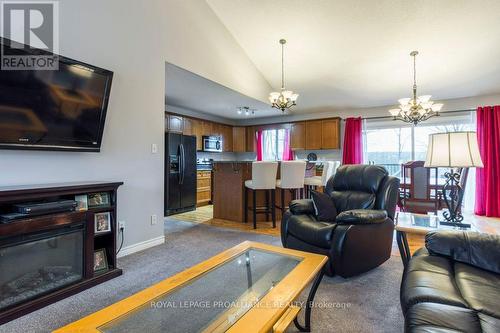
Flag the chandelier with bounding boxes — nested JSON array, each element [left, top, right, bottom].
[[389, 51, 443, 125], [269, 39, 298, 113]]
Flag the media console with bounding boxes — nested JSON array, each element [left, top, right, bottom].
[[0, 181, 123, 324]]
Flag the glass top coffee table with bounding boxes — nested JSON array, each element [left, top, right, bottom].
[[395, 212, 477, 267], [55, 241, 327, 333]]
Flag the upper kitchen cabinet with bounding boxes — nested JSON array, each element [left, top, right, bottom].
[[202, 121, 213, 137], [290, 122, 306, 150], [167, 114, 183, 133], [182, 117, 193, 136], [245, 126, 256, 152], [221, 125, 233, 152], [232, 127, 246, 152], [212, 123, 222, 137], [305, 120, 322, 150], [321, 118, 341, 149]]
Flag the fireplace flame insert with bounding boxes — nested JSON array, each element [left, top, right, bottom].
[[0, 223, 85, 311]]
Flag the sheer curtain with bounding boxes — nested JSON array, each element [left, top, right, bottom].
[[262, 130, 275, 160], [260, 129, 290, 161]]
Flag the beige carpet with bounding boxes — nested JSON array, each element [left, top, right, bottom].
[[1, 219, 404, 333]]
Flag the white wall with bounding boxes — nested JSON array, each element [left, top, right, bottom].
[[239, 93, 500, 126], [0, 0, 276, 253], [0, 0, 168, 249], [165, 0, 272, 103]]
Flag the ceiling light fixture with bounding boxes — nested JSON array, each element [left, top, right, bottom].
[[237, 106, 255, 116], [389, 51, 443, 125], [269, 39, 298, 113]]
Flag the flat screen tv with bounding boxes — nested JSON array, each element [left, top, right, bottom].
[[0, 38, 113, 152]]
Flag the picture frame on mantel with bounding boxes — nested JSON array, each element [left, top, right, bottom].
[[75, 194, 88, 211], [88, 192, 110, 208], [93, 249, 109, 273], [94, 212, 111, 234]]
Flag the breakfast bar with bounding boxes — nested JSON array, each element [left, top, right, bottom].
[[212, 161, 316, 223]]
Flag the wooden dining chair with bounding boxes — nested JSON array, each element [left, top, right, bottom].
[[399, 161, 441, 214]]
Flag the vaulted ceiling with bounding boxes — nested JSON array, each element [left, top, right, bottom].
[[205, 0, 500, 114]]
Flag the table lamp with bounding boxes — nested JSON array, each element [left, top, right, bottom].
[[424, 131, 483, 228]]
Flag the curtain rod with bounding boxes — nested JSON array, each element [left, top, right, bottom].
[[343, 108, 476, 121]]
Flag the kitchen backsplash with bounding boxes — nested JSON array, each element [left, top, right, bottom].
[[196, 151, 256, 162], [197, 150, 340, 162], [294, 149, 342, 161]]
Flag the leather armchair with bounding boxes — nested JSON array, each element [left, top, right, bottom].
[[281, 164, 400, 277]]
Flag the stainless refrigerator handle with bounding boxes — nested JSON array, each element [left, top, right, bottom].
[[179, 143, 185, 184]]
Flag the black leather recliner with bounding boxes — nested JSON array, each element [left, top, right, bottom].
[[281, 164, 400, 277], [401, 231, 500, 332]]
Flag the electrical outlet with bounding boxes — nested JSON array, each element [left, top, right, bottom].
[[151, 143, 158, 154], [118, 221, 126, 229], [151, 214, 158, 225]]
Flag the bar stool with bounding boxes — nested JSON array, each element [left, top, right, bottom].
[[276, 160, 307, 214], [304, 161, 340, 197], [244, 161, 278, 229]]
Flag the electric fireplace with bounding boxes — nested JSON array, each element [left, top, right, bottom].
[[0, 224, 84, 311]]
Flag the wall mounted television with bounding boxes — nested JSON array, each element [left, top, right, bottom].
[[0, 38, 113, 152]]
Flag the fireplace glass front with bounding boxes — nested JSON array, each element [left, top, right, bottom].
[[0, 224, 84, 311]]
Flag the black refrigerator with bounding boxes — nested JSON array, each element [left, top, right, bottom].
[[165, 133, 197, 216]]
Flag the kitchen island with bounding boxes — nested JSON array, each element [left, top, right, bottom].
[[212, 161, 302, 223]]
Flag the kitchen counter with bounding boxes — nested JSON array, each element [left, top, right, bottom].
[[212, 161, 293, 223]]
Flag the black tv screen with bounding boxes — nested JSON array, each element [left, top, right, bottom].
[[0, 38, 113, 152]]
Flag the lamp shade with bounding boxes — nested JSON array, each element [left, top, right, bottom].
[[424, 132, 483, 168]]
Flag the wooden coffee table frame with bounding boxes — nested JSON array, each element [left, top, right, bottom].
[[55, 241, 327, 333]]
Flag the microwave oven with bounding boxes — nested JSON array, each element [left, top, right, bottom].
[[202, 136, 222, 152]]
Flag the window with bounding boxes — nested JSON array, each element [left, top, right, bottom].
[[363, 111, 477, 211], [262, 129, 287, 161], [364, 127, 412, 177]]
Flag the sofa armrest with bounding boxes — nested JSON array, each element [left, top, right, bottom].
[[289, 199, 315, 215], [335, 209, 388, 224], [425, 231, 500, 274]]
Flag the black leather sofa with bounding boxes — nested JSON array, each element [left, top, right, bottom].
[[281, 164, 400, 277], [401, 230, 500, 332]]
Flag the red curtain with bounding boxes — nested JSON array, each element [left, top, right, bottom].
[[282, 129, 293, 161], [256, 130, 263, 161], [342, 117, 363, 164], [475, 105, 500, 217]]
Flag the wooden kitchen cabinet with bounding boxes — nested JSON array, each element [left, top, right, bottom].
[[167, 114, 183, 133], [190, 118, 203, 151], [305, 120, 322, 149], [196, 170, 211, 207], [212, 123, 222, 137], [246, 126, 256, 152], [222, 125, 233, 152], [232, 127, 246, 152], [290, 122, 306, 150], [182, 117, 193, 136], [202, 121, 213, 137], [321, 118, 341, 149]]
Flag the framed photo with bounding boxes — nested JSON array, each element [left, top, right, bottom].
[[93, 249, 108, 273], [88, 192, 110, 208], [94, 212, 111, 234], [75, 194, 88, 211]]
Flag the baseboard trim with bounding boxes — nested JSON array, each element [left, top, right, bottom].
[[117, 235, 165, 258]]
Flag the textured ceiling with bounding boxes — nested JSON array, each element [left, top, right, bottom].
[[206, 0, 500, 114]]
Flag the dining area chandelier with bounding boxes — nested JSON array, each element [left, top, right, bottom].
[[389, 51, 443, 125]]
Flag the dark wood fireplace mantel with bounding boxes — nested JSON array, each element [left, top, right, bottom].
[[0, 181, 123, 324]]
